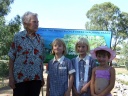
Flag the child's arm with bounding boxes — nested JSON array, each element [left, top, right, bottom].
[[46, 74, 50, 96], [80, 81, 90, 94], [64, 74, 74, 96], [98, 67, 115, 96], [72, 85, 80, 96], [90, 68, 97, 96]]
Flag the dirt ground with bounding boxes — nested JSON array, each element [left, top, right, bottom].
[[115, 67, 128, 74]]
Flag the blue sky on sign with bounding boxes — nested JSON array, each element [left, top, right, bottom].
[[5, 0, 128, 30]]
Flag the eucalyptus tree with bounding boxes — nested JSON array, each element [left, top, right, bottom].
[[0, 0, 21, 85], [85, 2, 128, 50], [118, 41, 128, 70], [0, 15, 21, 59], [0, 0, 21, 59], [0, 0, 14, 16]]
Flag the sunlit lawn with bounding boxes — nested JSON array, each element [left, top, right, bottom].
[[115, 67, 128, 75]]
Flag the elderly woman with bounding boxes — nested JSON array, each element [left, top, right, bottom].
[[8, 11, 45, 96]]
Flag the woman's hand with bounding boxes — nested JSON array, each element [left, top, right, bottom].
[[9, 76, 15, 89], [42, 78, 45, 86], [46, 90, 50, 96]]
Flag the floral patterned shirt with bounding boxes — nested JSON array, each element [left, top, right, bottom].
[[8, 30, 45, 83]]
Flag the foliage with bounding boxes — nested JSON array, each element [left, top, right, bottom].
[[117, 41, 128, 70], [0, 0, 21, 59], [0, 15, 21, 57], [0, 61, 9, 87], [0, 61, 9, 78], [85, 2, 128, 51], [0, 0, 14, 16]]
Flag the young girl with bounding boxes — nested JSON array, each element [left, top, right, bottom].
[[46, 38, 75, 96], [90, 46, 116, 96], [72, 38, 96, 96]]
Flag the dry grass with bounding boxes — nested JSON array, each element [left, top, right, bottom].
[[115, 67, 128, 75]]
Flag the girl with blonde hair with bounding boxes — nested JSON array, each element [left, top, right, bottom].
[[72, 37, 96, 96]]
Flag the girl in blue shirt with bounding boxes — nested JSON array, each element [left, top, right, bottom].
[[72, 38, 96, 96], [46, 38, 75, 96]]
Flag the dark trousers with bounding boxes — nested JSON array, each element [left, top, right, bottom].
[[13, 80, 42, 96]]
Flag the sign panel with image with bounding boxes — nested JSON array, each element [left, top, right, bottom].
[[37, 28, 112, 62]]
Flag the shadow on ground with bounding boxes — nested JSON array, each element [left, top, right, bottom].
[[0, 86, 12, 94]]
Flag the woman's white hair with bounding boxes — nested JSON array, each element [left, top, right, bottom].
[[22, 11, 38, 29]]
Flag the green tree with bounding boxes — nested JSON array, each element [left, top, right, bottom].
[[0, 0, 21, 59], [85, 2, 128, 50], [0, 0, 21, 86], [0, 61, 9, 86], [118, 41, 128, 70], [0, 16, 21, 59], [0, 0, 14, 16]]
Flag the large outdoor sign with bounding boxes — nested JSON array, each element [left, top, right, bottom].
[[37, 28, 112, 62]]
